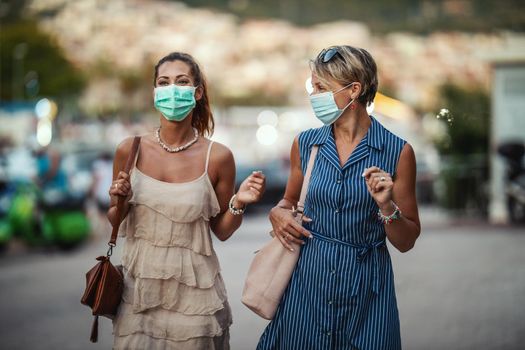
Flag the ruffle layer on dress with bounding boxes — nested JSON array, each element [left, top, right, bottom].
[[122, 271, 228, 315], [121, 237, 220, 288], [113, 327, 230, 350], [113, 300, 232, 343], [119, 203, 216, 256], [129, 170, 221, 223]]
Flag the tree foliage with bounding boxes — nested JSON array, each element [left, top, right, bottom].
[[0, 19, 85, 101], [434, 84, 490, 156], [181, 0, 525, 32], [434, 83, 491, 214]]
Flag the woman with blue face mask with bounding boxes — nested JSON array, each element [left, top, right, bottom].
[[109, 52, 266, 349], [257, 45, 421, 350]]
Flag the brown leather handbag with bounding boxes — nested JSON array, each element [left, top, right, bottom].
[[81, 136, 141, 342]]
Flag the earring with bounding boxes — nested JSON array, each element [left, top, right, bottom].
[[350, 103, 356, 110]]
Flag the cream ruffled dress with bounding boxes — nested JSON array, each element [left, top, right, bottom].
[[112, 141, 232, 349]]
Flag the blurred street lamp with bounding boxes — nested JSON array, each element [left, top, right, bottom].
[[36, 118, 52, 147], [35, 98, 58, 121], [257, 110, 279, 127], [35, 98, 51, 119], [256, 124, 278, 146], [35, 98, 58, 147]]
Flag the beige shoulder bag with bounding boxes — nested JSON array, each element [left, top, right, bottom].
[[241, 145, 319, 319]]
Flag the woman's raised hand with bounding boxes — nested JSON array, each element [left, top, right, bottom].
[[362, 166, 393, 209], [236, 171, 266, 205]]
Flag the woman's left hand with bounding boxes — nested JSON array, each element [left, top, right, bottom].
[[236, 171, 266, 206], [363, 166, 393, 209]]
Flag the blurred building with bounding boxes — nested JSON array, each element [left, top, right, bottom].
[[488, 40, 525, 223]]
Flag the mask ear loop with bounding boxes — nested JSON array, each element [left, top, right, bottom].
[[342, 98, 355, 112], [335, 82, 358, 112]]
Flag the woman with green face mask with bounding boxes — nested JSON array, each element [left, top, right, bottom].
[[109, 52, 266, 350], [257, 46, 421, 350]]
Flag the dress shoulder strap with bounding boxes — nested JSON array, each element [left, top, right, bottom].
[[131, 138, 141, 172], [205, 140, 214, 173]]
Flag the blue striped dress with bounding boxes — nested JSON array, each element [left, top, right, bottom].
[[257, 116, 407, 350]]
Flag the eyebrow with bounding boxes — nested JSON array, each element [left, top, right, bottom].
[[157, 74, 190, 80]]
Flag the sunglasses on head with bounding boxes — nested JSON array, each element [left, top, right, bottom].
[[318, 47, 341, 63]]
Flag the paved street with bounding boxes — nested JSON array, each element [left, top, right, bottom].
[[0, 208, 524, 350]]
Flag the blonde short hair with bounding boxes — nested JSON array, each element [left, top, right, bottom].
[[310, 45, 378, 106]]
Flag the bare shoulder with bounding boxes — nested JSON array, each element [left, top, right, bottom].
[[290, 135, 301, 165], [114, 136, 135, 160], [395, 143, 416, 182], [292, 135, 299, 149], [209, 140, 234, 164], [399, 143, 416, 165], [292, 135, 300, 152], [206, 141, 235, 185], [114, 134, 149, 163]]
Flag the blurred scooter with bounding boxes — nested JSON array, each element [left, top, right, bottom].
[[0, 155, 13, 251], [39, 184, 91, 249], [497, 141, 525, 223], [7, 143, 91, 249], [8, 180, 91, 249]]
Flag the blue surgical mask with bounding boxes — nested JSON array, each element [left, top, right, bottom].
[[154, 84, 196, 121], [309, 83, 355, 125]]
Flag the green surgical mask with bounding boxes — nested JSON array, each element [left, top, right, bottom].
[[154, 84, 196, 121]]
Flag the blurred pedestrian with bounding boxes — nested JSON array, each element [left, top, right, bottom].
[[109, 52, 266, 349], [257, 46, 421, 350], [33, 144, 67, 194]]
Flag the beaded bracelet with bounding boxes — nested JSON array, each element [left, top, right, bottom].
[[228, 194, 246, 215], [377, 202, 401, 225]]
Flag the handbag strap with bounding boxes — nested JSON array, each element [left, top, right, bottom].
[[296, 145, 319, 215], [108, 136, 141, 247]]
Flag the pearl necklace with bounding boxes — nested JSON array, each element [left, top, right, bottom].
[[155, 127, 199, 153]]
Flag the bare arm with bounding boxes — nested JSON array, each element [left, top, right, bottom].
[[107, 137, 134, 227], [269, 136, 312, 251], [364, 143, 421, 252], [209, 144, 265, 241]]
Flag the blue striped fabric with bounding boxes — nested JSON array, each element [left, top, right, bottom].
[[257, 116, 407, 350]]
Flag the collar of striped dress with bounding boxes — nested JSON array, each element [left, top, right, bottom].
[[305, 115, 385, 151]]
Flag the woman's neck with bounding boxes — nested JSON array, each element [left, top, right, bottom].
[[333, 107, 370, 144], [158, 116, 195, 146]]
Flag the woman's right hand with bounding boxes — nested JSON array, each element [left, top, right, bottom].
[[269, 206, 313, 251], [109, 171, 132, 198]]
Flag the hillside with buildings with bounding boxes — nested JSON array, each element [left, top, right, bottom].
[[27, 0, 523, 114]]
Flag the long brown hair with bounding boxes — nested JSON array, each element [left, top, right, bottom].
[[154, 52, 214, 137]]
